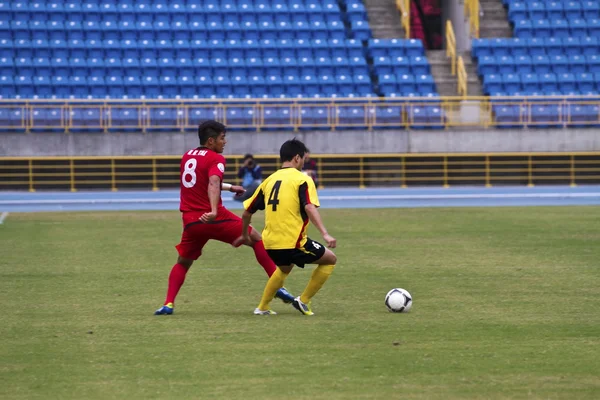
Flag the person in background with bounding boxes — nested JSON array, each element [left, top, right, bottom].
[[302, 151, 318, 187], [233, 153, 263, 202]]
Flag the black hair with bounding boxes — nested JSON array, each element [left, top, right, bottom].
[[280, 138, 309, 162], [198, 120, 226, 145], [243, 153, 254, 161]]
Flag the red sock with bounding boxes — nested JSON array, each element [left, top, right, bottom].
[[165, 263, 189, 305], [252, 240, 277, 277]]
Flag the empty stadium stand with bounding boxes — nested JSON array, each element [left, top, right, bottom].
[[469, 0, 600, 127], [0, 0, 439, 102], [474, 1, 600, 97]]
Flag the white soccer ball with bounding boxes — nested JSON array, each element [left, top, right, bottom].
[[385, 288, 412, 313]]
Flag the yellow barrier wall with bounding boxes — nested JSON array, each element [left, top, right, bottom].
[[2, 153, 599, 191]]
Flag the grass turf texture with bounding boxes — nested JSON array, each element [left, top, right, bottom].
[[0, 207, 599, 400]]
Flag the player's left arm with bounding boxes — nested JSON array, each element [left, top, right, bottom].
[[222, 182, 245, 195], [300, 177, 336, 247]]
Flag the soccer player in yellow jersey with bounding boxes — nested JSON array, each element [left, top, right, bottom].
[[240, 138, 337, 316]]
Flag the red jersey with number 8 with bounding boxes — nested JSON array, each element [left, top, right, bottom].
[[179, 147, 226, 223]]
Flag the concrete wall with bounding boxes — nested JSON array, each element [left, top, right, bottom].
[[2, 128, 600, 157], [443, 0, 470, 52]]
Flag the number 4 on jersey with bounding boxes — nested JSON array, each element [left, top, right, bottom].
[[267, 180, 282, 211]]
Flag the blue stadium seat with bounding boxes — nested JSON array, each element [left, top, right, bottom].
[[497, 55, 515, 74], [514, 55, 533, 74], [530, 104, 562, 128], [550, 55, 569, 74], [0, 107, 25, 130], [410, 56, 430, 75], [569, 54, 588, 73], [569, 18, 588, 37], [565, 1, 583, 20], [577, 72, 596, 93], [514, 20, 533, 38], [33, 76, 52, 98], [494, 104, 526, 128], [531, 55, 551, 74], [569, 104, 600, 126], [528, 2, 546, 21], [587, 54, 600, 73], [547, 1, 565, 20], [559, 73, 577, 94], [508, 2, 526, 20], [503, 73, 521, 93], [550, 19, 570, 38], [524, 38, 545, 57], [521, 73, 540, 93], [484, 74, 503, 94], [31, 108, 63, 131]]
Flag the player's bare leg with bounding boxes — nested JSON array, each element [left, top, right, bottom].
[[155, 256, 194, 315]]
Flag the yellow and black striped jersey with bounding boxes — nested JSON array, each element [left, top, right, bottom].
[[244, 167, 320, 250]]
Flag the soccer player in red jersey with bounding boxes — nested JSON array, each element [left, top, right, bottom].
[[154, 120, 294, 315]]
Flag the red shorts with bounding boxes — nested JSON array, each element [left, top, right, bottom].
[[176, 208, 251, 260]]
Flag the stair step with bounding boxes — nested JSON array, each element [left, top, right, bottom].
[[481, 2, 506, 12], [363, 0, 405, 39]]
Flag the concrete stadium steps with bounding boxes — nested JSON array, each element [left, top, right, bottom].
[[362, 0, 406, 38], [427, 50, 483, 96], [479, 0, 513, 38]]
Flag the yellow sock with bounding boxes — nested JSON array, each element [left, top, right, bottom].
[[300, 264, 335, 304], [257, 268, 289, 310]]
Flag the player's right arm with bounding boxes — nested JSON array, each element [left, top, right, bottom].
[[300, 176, 336, 248], [305, 205, 336, 248]]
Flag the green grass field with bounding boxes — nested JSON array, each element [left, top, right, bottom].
[[1, 207, 599, 400]]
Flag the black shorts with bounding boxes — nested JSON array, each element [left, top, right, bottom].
[[266, 237, 326, 268]]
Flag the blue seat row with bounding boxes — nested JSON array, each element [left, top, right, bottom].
[[507, 1, 600, 21], [493, 103, 600, 128], [513, 18, 600, 38], [0, 18, 351, 31], [472, 37, 599, 58], [483, 72, 600, 95], [2, 1, 344, 14], [0, 26, 354, 43], [0, 107, 445, 131], [373, 56, 431, 75], [378, 74, 437, 95], [0, 86, 379, 100], [2, 67, 372, 82], [477, 54, 600, 75]]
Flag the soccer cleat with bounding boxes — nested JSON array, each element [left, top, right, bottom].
[[254, 308, 277, 315], [275, 287, 295, 304], [154, 303, 174, 315], [292, 296, 314, 316]]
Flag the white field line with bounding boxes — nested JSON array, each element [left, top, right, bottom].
[[1, 192, 600, 206], [0, 212, 8, 224]]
